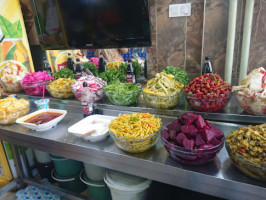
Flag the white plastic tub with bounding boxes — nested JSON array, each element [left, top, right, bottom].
[[68, 114, 116, 142], [33, 149, 51, 163], [83, 163, 106, 181], [104, 170, 151, 200]]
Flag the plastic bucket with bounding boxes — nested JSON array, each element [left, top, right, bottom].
[[83, 162, 106, 181], [49, 154, 83, 177], [104, 170, 151, 200], [34, 150, 51, 163], [80, 170, 111, 200], [51, 169, 86, 193]]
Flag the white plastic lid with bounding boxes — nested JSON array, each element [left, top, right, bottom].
[[105, 170, 151, 192]]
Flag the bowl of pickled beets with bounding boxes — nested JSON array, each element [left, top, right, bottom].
[[161, 113, 225, 166]]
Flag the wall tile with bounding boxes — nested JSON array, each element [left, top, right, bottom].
[[202, 0, 229, 78], [186, 0, 204, 78], [248, 0, 266, 72], [156, 0, 186, 73]]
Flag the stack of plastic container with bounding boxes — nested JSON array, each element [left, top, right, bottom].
[[33, 150, 54, 182], [80, 163, 111, 200], [49, 154, 86, 193]]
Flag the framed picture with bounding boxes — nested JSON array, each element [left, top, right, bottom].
[[0, 140, 12, 182]]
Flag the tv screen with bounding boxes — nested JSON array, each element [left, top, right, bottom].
[[32, 0, 151, 50]]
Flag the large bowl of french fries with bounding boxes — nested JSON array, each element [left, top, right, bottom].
[[109, 112, 162, 153]]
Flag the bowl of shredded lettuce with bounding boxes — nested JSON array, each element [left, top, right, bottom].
[[104, 81, 141, 106]]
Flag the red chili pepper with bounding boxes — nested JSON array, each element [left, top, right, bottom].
[[147, 123, 154, 128], [239, 148, 246, 153], [142, 115, 150, 118]]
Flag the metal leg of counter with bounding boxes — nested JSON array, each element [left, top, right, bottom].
[[0, 180, 20, 197]]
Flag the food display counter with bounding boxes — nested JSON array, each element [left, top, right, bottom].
[[0, 94, 265, 200]]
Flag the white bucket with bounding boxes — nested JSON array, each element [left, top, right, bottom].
[[104, 170, 151, 200], [33, 150, 51, 163], [83, 162, 106, 181]]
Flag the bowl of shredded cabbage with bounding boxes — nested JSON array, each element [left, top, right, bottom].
[[233, 67, 266, 115], [142, 72, 184, 109]]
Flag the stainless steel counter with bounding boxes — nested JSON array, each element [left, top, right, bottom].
[[0, 96, 265, 200]]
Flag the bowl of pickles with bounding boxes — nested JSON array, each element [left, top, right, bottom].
[[46, 78, 76, 99], [226, 124, 266, 181], [142, 72, 184, 109]]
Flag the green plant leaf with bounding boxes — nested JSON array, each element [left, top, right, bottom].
[[5, 45, 16, 60], [0, 15, 12, 38], [12, 20, 22, 38]]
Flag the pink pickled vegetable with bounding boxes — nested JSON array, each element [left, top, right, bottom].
[[89, 57, 100, 67], [21, 72, 54, 96], [71, 75, 106, 102]]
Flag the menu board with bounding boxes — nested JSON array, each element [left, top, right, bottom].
[[0, 0, 34, 73], [46, 49, 87, 72]]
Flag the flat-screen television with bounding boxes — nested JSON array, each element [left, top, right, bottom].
[[32, 0, 151, 50]]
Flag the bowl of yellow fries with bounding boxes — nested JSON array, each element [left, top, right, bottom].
[[0, 97, 30, 124], [109, 113, 162, 153]]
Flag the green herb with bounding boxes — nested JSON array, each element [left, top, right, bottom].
[[132, 60, 142, 78], [99, 69, 125, 84], [83, 62, 98, 77], [162, 66, 189, 86], [104, 81, 140, 106], [52, 68, 75, 79], [131, 116, 138, 122], [119, 62, 127, 73]]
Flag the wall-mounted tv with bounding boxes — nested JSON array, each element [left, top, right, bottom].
[[32, 0, 151, 50]]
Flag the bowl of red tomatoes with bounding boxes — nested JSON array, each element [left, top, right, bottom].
[[184, 73, 232, 112]]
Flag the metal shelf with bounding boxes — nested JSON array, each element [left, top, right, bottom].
[[0, 97, 265, 200], [18, 93, 266, 124]]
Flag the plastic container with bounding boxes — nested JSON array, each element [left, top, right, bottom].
[[49, 154, 83, 177], [225, 143, 266, 181], [0, 103, 30, 124], [21, 80, 49, 96], [51, 169, 86, 193], [0, 79, 23, 93], [34, 99, 49, 110], [235, 91, 266, 115], [142, 90, 182, 109], [185, 92, 232, 112], [33, 149, 51, 163], [72, 88, 105, 102], [36, 161, 54, 183], [104, 170, 151, 200], [80, 170, 111, 200], [83, 162, 106, 181], [16, 109, 67, 132], [68, 114, 116, 142], [161, 134, 225, 166], [105, 90, 140, 106], [109, 130, 159, 153]]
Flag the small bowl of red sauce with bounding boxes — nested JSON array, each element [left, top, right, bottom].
[[16, 109, 67, 131]]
